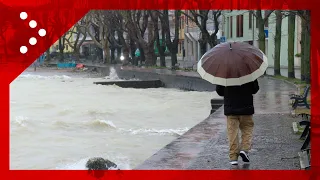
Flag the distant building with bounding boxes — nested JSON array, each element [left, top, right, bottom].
[[50, 26, 75, 53], [221, 10, 302, 76]]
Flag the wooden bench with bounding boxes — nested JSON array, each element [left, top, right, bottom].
[[290, 85, 310, 109], [296, 113, 311, 170], [297, 114, 311, 150]]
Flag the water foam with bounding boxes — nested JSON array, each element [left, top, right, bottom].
[[120, 127, 189, 136], [18, 74, 72, 80], [104, 67, 120, 80], [13, 116, 29, 127], [103, 67, 139, 81]]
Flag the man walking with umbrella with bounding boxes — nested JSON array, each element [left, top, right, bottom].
[[197, 42, 268, 166], [216, 79, 259, 165]]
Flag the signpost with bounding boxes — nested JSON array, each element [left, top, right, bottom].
[[220, 36, 226, 43]]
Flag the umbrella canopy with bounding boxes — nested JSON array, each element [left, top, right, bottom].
[[197, 42, 268, 86]]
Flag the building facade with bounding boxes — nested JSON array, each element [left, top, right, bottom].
[[221, 10, 302, 76]]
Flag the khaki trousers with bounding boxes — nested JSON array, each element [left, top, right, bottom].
[[226, 115, 254, 161]]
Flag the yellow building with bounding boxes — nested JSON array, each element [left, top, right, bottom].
[[50, 26, 76, 53], [171, 11, 186, 57]]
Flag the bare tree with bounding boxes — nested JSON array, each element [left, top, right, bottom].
[[64, 18, 89, 62], [154, 11, 167, 67], [58, 34, 67, 62], [250, 10, 274, 54], [86, 10, 111, 64], [286, 10, 311, 82], [182, 10, 221, 56], [122, 10, 156, 66], [156, 10, 180, 67]]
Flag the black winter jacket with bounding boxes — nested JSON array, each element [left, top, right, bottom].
[[216, 80, 260, 116]]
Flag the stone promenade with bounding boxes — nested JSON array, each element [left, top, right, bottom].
[[136, 76, 303, 170]]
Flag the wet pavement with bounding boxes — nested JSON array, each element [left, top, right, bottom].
[[186, 114, 302, 170], [136, 76, 303, 170]]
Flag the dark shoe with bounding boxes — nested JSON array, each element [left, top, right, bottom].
[[240, 151, 250, 163]]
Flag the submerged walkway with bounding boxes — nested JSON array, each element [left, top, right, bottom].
[[136, 76, 302, 170]]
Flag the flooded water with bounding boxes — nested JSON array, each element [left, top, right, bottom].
[[10, 68, 218, 170]]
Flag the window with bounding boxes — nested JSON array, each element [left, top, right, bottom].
[[249, 12, 252, 29], [236, 15, 244, 37], [230, 16, 233, 38]]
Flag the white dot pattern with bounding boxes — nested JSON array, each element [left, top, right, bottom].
[[20, 46, 28, 54], [20, 12, 28, 20], [19, 12, 47, 54], [38, 29, 46, 37], [29, 20, 37, 28], [29, 37, 37, 45]]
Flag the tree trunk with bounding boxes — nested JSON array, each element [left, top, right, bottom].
[[45, 48, 51, 64], [300, 17, 306, 81], [274, 10, 282, 76], [170, 51, 178, 67], [110, 47, 116, 64], [152, 10, 166, 67], [116, 31, 122, 61], [302, 10, 311, 83], [73, 48, 80, 62], [117, 47, 122, 59], [58, 37, 65, 62], [159, 28, 166, 67], [129, 38, 136, 64], [304, 29, 311, 83], [287, 13, 296, 78], [119, 33, 130, 65], [139, 46, 145, 65], [171, 10, 180, 67], [145, 17, 156, 66], [102, 40, 110, 64], [142, 43, 153, 66], [256, 11, 266, 54], [154, 16, 165, 67], [199, 39, 207, 57]]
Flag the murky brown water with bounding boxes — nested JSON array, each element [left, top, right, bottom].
[[10, 69, 218, 170]]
